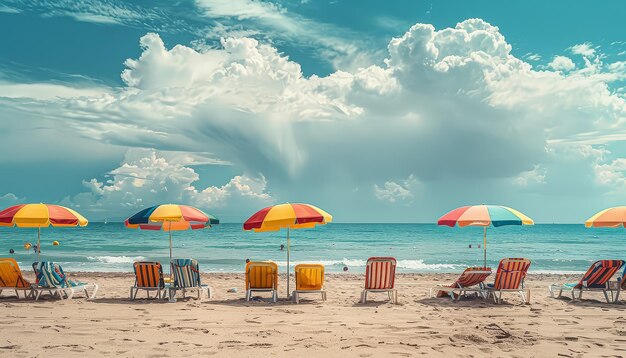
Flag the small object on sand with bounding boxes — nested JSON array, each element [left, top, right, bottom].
[[227, 287, 238, 293], [9, 248, 14, 254], [52, 240, 60, 246], [343, 266, 349, 272]]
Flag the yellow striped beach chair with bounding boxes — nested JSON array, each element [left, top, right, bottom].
[[131, 261, 166, 300], [0, 258, 35, 299], [293, 264, 326, 304]]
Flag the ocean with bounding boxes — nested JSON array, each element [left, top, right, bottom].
[[0, 223, 623, 274]]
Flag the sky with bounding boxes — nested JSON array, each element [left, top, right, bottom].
[[0, 0, 625, 223]]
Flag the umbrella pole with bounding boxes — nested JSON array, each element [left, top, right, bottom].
[[169, 221, 173, 282], [483, 226, 487, 268], [37, 226, 41, 262], [287, 227, 291, 298]]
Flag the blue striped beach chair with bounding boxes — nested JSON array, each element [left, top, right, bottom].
[[549, 260, 625, 303], [170, 259, 210, 300], [33, 262, 98, 300]]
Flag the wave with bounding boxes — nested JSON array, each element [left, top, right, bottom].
[[273, 258, 458, 271], [87, 255, 146, 264]]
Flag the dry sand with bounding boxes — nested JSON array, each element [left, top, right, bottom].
[[1, 271, 626, 357]]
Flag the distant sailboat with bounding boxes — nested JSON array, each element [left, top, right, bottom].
[[104, 218, 108, 224]]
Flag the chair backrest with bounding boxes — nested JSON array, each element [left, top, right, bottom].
[[36, 262, 70, 288], [133, 262, 164, 288], [492, 258, 531, 290], [455, 267, 492, 288], [245, 261, 278, 290], [0, 258, 30, 288], [364, 257, 396, 290], [295, 264, 324, 291], [577, 260, 624, 289], [171, 258, 201, 289]]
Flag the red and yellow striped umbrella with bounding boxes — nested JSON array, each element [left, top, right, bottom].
[[585, 207, 626, 228], [0, 203, 88, 260], [243, 203, 332, 297]]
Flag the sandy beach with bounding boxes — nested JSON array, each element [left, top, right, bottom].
[[1, 272, 626, 357]]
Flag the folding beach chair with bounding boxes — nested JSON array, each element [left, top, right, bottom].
[[33, 262, 98, 300], [549, 260, 624, 303], [293, 264, 326, 304], [361, 257, 397, 304], [170, 258, 211, 300], [245, 261, 278, 303], [430, 266, 492, 300], [485, 258, 531, 304], [130, 261, 167, 300], [0, 258, 35, 299]]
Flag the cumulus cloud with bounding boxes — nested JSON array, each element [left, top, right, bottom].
[[2, 18, 626, 221], [374, 175, 418, 203], [67, 149, 273, 219], [548, 56, 576, 72]]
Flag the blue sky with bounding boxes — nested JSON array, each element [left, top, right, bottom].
[[0, 0, 625, 223]]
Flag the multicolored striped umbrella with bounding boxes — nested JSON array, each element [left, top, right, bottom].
[[585, 207, 626, 228], [0, 203, 88, 260], [243, 203, 332, 297], [438, 205, 534, 267], [125, 204, 219, 281]]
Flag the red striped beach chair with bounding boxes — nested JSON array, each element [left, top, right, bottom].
[[612, 267, 626, 303], [361, 257, 397, 304], [486, 258, 531, 304], [549, 260, 624, 303], [430, 267, 492, 300]]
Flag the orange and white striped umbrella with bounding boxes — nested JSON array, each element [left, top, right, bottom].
[[585, 207, 626, 228]]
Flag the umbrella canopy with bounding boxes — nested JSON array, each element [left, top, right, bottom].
[[437, 205, 534, 267], [585, 207, 626, 228], [125, 204, 219, 281], [0, 203, 88, 260], [243, 203, 332, 297]]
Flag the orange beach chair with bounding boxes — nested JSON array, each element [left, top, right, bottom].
[[485, 258, 531, 304], [245, 261, 278, 303], [0, 258, 35, 299], [361, 257, 397, 304], [130, 262, 166, 300], [430, 266, 492, 300], [549, 260, 624, 303], [293, 264, 326, 304]]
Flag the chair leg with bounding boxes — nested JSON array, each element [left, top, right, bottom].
[[603, 290, 610, 303], [207, 287, 212, 299], [322, 291, 327, 301], [294, 292, 299, 304]]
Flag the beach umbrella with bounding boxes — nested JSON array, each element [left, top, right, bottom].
[[243, 203, 332, 297], [585, 206, 626, 228], [0, 203, 88, 261], [437, 205, 534, 267], [125, 204, 219, 279]]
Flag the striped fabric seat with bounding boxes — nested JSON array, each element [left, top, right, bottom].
[[131, 261, 166, 300], [170, 259, 209, 300], [487, 258, 531, 304], [550, 260, 624, 303], [431, 267, 492, 300], [293, 264, 326, 304], [33, 262, 98, 300], [361, 257, 398, 304], [245, 261, 278, 302], [0, 258, 34, 299]]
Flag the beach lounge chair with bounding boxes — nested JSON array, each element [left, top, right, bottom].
[[33, 262, 98, 300], [549, 260, 625, 303], [430, 266, 492, 300], [245, 261, 278, 303], [485, 258, 531, 304], [0, 258, 35, 299], [170, 258, 211, 300], [131, 261, 167, 300], [293, 264, 326, 304], [361, 257, 397, 304]]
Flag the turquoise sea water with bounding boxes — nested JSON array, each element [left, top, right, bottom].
[[0, 223, 624, 274]]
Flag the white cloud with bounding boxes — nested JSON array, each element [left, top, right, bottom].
[[571, 42, 596, 57], [3, 19, 626, 221], [0, 81, 109, 100], [68, 149, 272, 218], [548, 56, 576, 72], [594, 158, 626, 188], [374, 175, 417, 203]]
